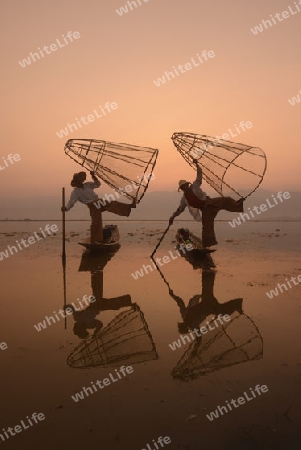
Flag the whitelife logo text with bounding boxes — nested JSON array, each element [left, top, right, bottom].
[[18, 31, 81, 68]]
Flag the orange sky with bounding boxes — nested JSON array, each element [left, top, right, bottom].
[[1, 0, 301, 200]]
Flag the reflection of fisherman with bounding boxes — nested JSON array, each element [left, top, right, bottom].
[[170, 271, 262, 383], [168, 270, 243, 334], [66, 294, 132, 339], [61, 171, 136, 243], [168, 159, 244, 248]]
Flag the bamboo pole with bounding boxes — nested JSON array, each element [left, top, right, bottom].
[[62, 188, 67, 329], [62, 188, 66, 262], [150, 223, 171, 259]]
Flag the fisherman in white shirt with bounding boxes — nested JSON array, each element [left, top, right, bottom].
[[62, 171, 135, 243]]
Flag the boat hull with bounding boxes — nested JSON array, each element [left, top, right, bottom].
[[175, 228, 216, 269], [79, 224, 120, 253]]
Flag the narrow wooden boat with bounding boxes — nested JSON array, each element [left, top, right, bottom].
[[175, 228, 216, 254], [175, 228, 216, 269], [79, 224, 120, 253]]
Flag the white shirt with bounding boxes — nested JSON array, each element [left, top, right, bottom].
[[177, 166, 207, 222], [66, 180, 101, 211]]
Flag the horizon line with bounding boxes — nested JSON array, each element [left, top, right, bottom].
[[0, 219, 301, 223]]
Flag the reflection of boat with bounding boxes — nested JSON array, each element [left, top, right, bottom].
[[78, 244, 120, 272], [78, 224, 120, 253], [171, 311, 263, 382], [67, 303, 158, 369], [175, 228, 215, 269]]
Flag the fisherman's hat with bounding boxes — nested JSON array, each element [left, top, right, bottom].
[[71, 171, 86, 187], [178, 179, 190, 191]]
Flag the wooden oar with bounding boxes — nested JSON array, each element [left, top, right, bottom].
[[62, 187, 66, 263], [62, 188, 67, 329], [150, 223, 171, 259], [62, 259, 67, 330]]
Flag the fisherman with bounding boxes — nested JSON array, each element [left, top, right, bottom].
[[62, 171, 136, 243], [169, 159, 244, 248]]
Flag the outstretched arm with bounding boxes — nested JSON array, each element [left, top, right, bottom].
[[169, 197, 186, 224], [192, 158, 203, 186], [168, 288, 187, 318], [63, 191, 78, 212]]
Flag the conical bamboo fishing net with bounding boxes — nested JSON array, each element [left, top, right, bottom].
[[67, 304, 158, 369], [171, 132, 267, 200], [64, 139, 158, 203], [171, 311, 263, 381]]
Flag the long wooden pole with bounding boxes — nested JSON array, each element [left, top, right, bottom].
[[62, 188, 67, 329], [62, 187, 66, 262], [150, 223, 171, 259]]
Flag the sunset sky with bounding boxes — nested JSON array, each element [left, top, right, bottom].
[[1, 0, 301, 204]]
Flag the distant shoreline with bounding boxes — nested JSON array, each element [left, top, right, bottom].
[[0, 219, 300, 223]]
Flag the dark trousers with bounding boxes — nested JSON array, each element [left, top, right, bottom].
[[87, 200, 133, 243], [202, 197, 243, 247], [87, 202, 103, 242]]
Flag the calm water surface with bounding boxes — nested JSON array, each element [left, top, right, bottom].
[[0, 221, 300, 449]]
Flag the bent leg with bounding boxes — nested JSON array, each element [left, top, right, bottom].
[[207, 196, 244, 213], [104, 201, 133, 217], [201, 197, 243, 247], [202, 206, 218, 247]]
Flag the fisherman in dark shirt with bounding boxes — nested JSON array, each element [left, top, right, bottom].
[[169, 159, 244, 247]]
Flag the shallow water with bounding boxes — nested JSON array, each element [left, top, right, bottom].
[[0, 221, 301, 449]]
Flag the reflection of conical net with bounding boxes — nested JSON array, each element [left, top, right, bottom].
[[171, 132, 267, 200], [67, 304, 158, 368], [172, 312, 263, 381], [64, 139, 158, 203]]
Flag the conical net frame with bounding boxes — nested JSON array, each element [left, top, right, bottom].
[[171, 132, 267, 199], [171, 312, 263, 382], [67, 304, 158, 369], [64, 139, 158, 204]]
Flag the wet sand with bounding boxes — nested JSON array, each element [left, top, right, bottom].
[[0, 221, 301, 449]]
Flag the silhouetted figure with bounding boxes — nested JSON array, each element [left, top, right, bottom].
[[67, 267, 132, 339], [169, 159, 244, 247], [168, 270, 243, 334]]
